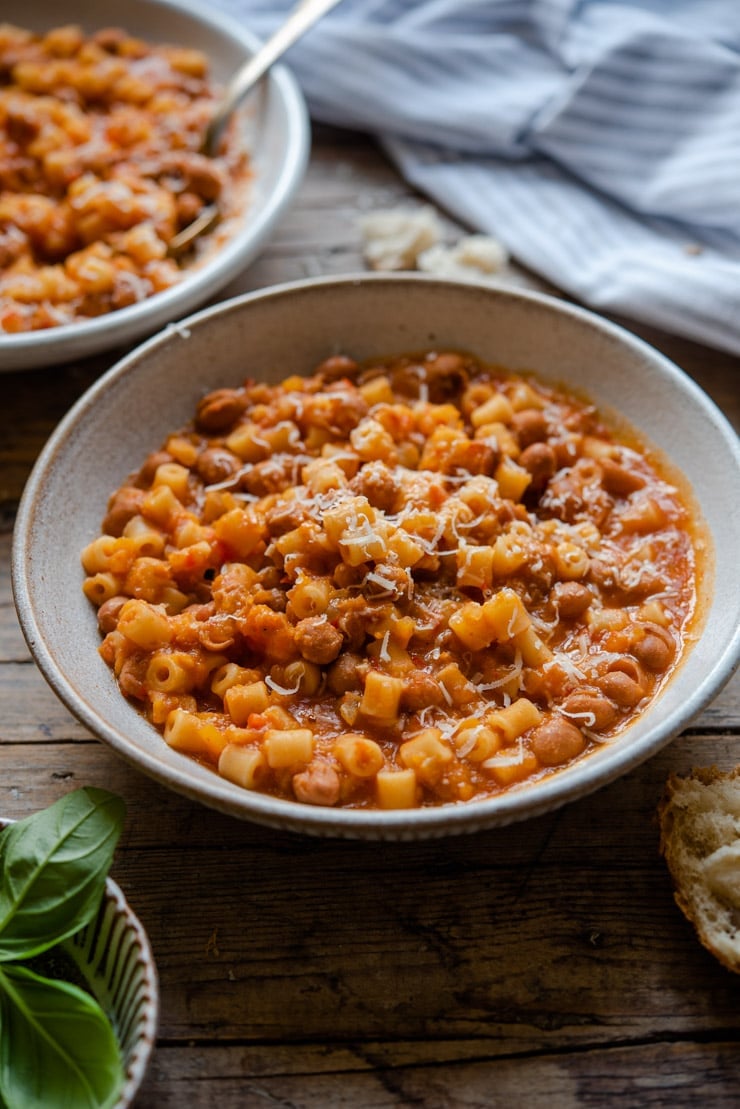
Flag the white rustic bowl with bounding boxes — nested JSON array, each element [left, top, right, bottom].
[[12, 275, 740, 839], [0, 820, 159, 1108], [0, 0, 309, 371]]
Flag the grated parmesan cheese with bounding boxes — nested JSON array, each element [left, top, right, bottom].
[[364, 570, 398, 594], [439, 681, 454, 707], [265, 675, 302, 696], [483, 739, 526, 769], [558, 707, 597, 728]]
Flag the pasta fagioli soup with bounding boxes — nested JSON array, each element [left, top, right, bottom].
[[81, 350, 698, 810], [0, 22, 249, 332]]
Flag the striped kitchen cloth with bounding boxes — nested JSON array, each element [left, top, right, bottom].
[[212, 0, 740, 355]]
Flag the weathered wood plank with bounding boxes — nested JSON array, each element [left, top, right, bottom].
[[0, 604, 26, 660], [0, 662, 93, 740], [119, 862, 739, 1046], [135, 1040, 740, 1108]]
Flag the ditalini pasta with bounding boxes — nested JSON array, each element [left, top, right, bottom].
[[82, 350, 699, 809]]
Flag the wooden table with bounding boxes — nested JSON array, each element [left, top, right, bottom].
[[2, 127, 739, 1107]]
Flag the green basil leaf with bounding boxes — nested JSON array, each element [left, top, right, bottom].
[[0, 963, 123, 1109], [0, 788, 125, 961]]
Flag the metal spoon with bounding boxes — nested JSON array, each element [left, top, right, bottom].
[[168, 0, 343, 256]]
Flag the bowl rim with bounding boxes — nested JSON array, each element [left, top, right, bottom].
[[0, 817, 159, 1106], [12, 273, 740, 838], [0, 0, 310, 370]]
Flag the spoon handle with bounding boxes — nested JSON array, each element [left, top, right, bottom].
[[204, 0, 344, 155]]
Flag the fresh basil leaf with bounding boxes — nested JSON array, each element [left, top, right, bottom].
[[0, 788, 125, 961], [0, 963, 123, 1109]]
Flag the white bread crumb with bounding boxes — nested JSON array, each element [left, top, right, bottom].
[[358, 204, 509, 283], [358, 205, 443, 271], [658, 766, 740, 974], [418, 234, 509, 281], [704, 843, 740, 905]]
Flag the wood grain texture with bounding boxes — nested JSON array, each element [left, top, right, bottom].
[[1, 126, 739, 1107], [136, 1041, 740, 1108]]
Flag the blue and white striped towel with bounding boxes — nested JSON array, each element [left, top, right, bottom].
[[213, 0, 740, 355]]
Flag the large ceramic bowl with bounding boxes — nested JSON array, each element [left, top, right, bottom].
[[12, 275, 740, 839], [0, 0, 309, 371], [0, 819, 159, 1107]]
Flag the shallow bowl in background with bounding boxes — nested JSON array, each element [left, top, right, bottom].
[[0, 0, 309, 371]]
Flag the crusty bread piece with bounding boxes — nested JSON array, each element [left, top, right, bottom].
[[658, 766, 740, 974]]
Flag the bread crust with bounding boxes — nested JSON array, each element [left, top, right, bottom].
[[658, 766, 740, 974]]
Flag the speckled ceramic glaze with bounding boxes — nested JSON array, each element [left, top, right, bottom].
[[12, 275, 740, 839], [0, 0, 309, 371], [0, 820, 158, 1106]]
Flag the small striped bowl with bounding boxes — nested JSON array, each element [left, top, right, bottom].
[[0, 820, 159, 1107], [64, 877, 159, 1108]]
